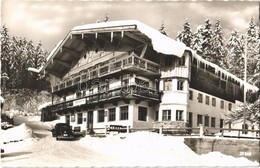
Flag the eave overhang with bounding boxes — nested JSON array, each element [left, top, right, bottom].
[[40, 20, 186, 78]]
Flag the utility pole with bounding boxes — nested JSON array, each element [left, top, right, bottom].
[[243, 36, 247, 133]]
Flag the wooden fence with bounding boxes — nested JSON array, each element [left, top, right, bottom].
[[91, 125, 260, 139]]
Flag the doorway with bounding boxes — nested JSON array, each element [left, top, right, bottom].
[[65, 115, 70, 125], [188, 112, 193, 127], [87, 111, 94, 134]]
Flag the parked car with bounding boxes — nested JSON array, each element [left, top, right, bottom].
[[52, 123, 74, 141]]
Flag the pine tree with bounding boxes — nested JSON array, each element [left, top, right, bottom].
[[246, 18, 259, 79], [1, 25, 11, 89], [226, 30, 244, 79], [176, 19, 193, 47], [212, 19, 228, 69], [1, 25, 50, 91], [191, 25, 203, 55], [247, 20, 260, 88], [201, 18, 214, 61]]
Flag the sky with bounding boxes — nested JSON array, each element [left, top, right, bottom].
[[2, 0, 259, 52]]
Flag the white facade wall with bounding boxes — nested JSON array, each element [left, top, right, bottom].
[[188, 88, 240, 128]]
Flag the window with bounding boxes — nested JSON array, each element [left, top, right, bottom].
[[220, 100, 224, 109], [178, 57, 185, 66], [71, 114, 75, 122], [108, 108, 116, 121], [189, 90, 193, 100], [89, 88, 93, 95], [211, 117, 216, 127], [176, 110, 183, 121], [123, 79, 129, 86], [120, 106, 128, 120], [162, 110, 171, 121], [155, 111, 159, 121], [212, 98, 216, 107], [205, 96, 209, 105], [82, 91, 86, 97], [228, 103, 232, 111], [177, 80, 184, 91], [164, 79, 172, 91], [165, 55, 173, 66], [77, 113, 83, 124], [135, 78, 149, 88], [204, 116, 209, 127], [242, 124, 248, 134], [98, 110, 105, 122], [138, 106, 147, 121], [197, 114, 203, 126], [76, 92, 82, 98], [198, 93, 203, 103]]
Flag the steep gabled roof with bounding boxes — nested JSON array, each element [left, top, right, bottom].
[[40, 20, 186, 78]]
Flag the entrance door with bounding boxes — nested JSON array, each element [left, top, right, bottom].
[[65, 115, 70, 125], [87, 111, 93, 134], [220, 119, 224, 132], [188, 112, 192, 127]]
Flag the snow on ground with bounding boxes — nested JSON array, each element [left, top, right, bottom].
[[1, 118, 259, 167], [79, 131, 259, 167]]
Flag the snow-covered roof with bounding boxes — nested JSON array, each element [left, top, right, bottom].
[[36, 20, 258, 92], [71, 20, 186, 57]]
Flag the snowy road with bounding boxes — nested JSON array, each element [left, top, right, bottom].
[[1, 135, 117, 167], [1, 116, 259, 167]]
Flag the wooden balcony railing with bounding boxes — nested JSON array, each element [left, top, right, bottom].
[[49, 85, 160, 113], [161, 66, 188, 78], [52, 53, 160, 93]]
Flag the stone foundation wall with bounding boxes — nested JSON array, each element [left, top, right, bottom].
[[184, 137, 260, 162]]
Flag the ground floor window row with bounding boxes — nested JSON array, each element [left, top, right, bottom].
[[196, 114, 217, 127], [160, 109, 184, 121], [67, 105, 149, 123], [189, 90, 233, 110], [69, 112, 85, 124]]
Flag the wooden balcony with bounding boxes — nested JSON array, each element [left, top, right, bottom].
[[52, 53, 160, 93], [161, 66, 188, 79], [49, 84, 160, 113]]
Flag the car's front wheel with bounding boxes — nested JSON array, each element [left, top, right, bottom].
[[56, 137, 59, 141]]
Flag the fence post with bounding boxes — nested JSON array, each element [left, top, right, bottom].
[[159, 126, 163, 135], [238, 130, 240, 139], [221, 129, 224, 137], [105, 125, 107, 135], [199, 124, 203, 137], [127, 125, 130, 134]]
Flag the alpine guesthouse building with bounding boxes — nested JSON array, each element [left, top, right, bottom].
[[38, 20, 258, 135]]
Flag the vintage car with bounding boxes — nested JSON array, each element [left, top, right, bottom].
[[52, 123, 75, 141]]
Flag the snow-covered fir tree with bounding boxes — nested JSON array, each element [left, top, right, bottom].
[[1, 25, 49, 90], [246, 18, 259, 78], [191, 25, 203, 55], [201, 18, 214, 62], [176, 19, 193, 47], [226, 30, 245, 79], [1, 26, 11, 80], [211, 19, 228, 69]]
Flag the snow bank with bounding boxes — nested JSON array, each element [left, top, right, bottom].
[[1, 123, 34, 143], [79, 132, 258, 166], [200, 151, 258, 167]]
